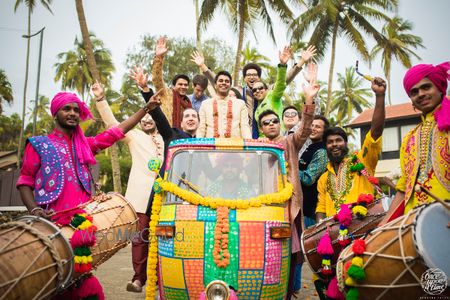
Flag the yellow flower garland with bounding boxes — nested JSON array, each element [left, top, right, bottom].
[[158, 179, 293, 209], [145, 191, 163, 300], [145, 178, 294, 300]]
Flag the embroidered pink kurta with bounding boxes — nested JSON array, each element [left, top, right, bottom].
[[17, 127, 125, 212]]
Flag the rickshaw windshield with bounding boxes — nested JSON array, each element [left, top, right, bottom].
[[166, 150, 283, 202]]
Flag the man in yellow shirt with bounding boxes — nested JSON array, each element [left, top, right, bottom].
[[382, 62, 450, 224], [316, 78, 387, 219]]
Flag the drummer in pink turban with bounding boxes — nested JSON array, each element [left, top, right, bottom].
[[17, 89, 159, 217], [381, 61, 450, 225]]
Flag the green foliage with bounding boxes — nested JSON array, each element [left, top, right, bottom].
[[0, 113, 21, 150], [0, 69, 13, 115], [331, 67, 372, 123], [125, 35, 234, 90], [54, 33, 115, 101], [95, 147, 132, 193], [370, 16, 424, 104], [14, 0, 53, 13]]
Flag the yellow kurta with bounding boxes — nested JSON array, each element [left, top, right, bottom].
[[396, 110, 450, 213], [316, 131, 382, 217]]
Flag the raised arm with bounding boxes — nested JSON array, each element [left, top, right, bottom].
[[92, 80, 120, 127], [286, 45, 317, 85], [290, 77, 319, 151], [152, 36, 173, 125], [271, 46, 291, 100], [370, 77, 387, 140], [191, 50, 217, 96]]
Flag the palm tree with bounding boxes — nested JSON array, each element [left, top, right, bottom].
[[194, 0, 202, 54], [0, 69, 13, 115], [241, 42, 274, 78], [14, 0, 52, 165], [54, 34, 115, 100], [370, 17, 424, 105], [27, 95, 49, 121], [198, 0, 298, 83], [289, 0, 398, 117], [74, 0, 121, 193], [330, 67, 372, 125]]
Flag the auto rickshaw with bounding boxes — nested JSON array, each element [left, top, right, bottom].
[[146, 138, 294, 300]]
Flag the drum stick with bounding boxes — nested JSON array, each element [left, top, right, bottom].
[[415, 184, 450, 211]]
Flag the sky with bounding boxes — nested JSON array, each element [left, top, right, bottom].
[[0, 0, 449, 120]]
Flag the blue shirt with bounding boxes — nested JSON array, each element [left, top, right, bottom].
[[188, 93, 208, 112]]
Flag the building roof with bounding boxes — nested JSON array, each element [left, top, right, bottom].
[[0, 151, 16, 158], [348, 102, 421, 128]]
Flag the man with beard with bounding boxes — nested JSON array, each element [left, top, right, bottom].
[[152, 36, 192, 128], [381, 62, 450, 224], [316, 77, 387, 220], [92, 78, 164, 293], [197, 71, 251, 138]]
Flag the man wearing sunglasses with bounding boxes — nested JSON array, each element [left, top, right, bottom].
[[258, 77, 320, 298]]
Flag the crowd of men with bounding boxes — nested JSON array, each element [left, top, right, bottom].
[[15, 34, 450, 299]]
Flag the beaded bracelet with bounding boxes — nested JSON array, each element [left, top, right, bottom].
[[31, 207, 44, 214]]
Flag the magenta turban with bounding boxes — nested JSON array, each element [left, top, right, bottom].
[[50, 92, 96, 165], [403, 62, 450, 131]]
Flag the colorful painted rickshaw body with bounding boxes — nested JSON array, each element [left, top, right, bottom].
[[157, 138, 292, 300]]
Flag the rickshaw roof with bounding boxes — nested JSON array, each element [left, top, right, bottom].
[[168, 138, 285, 153]]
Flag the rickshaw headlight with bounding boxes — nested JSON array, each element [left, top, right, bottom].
[[205, 280, 230, 300], [270, 226, 291, 239]]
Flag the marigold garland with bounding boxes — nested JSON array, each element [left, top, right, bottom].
[[158, 179, 293, 209], [145, 187, 163, 300], [213, 206, 230, 268], [213, 98, 233, 138]]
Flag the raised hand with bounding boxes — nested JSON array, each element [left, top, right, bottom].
[[279, 46, 292, 65], [300, 45, 317, 64], [303, 62, 318, 83], [130, 65, 149, 90], [155, 36, 168, 57], [302, 77, 320, 104], [191, 50, 205, 66], [144, 89, 163, 112], [371, 77, 387, 96], [91, 80, 104, 101]]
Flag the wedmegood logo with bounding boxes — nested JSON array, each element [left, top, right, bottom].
[[421, 268, 447, 295]]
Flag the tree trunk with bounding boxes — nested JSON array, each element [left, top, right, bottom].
[[324, 19, 339, 117], [233, 0, 246, 84], [195, 0, 202, 54], [17, 5, 32, 167], [75, 0, 122, 193], [387, 69, 392, 106]]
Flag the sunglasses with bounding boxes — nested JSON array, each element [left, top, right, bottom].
[[283, 111, 298, 118], [252, 86, 265, 93], [262, 117, 280, 126]]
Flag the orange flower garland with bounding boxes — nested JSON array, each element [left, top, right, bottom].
[[213, 98, 233, 138], [213, 206, 230, 268]]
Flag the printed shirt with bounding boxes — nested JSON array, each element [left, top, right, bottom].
[[316, 131, 382, 217], [299, 147, 328, 186], [396, 110, 450, 213], [17, 127, 124, 212]]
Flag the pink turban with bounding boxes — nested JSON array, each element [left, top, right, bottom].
[[51, 92, 96, 165], [403, 62, 450, 131]]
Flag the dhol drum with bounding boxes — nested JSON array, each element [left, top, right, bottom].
[[336, 201, 450, 299], [0, 216, 73, 300], [301, 197, 387, 279], [59, 192, 139, 271]]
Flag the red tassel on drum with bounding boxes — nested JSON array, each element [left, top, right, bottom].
[[352, 239, 366, 255]]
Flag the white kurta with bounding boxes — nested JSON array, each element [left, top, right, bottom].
[[96, 100, 164, 213]]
